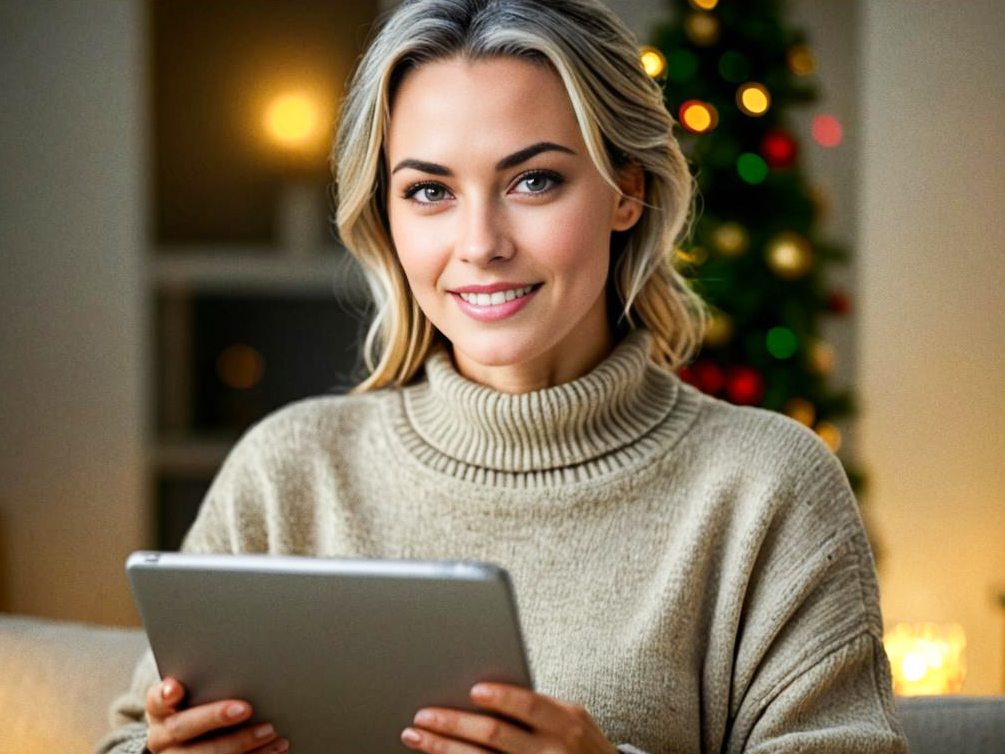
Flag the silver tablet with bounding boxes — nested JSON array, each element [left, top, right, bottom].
[[126, 551, 533, 754]]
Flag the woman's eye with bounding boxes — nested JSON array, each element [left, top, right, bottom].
[[514, 171, 562, 195], [404, 183, 449, 204]]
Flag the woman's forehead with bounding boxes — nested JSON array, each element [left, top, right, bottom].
[[386, 56, 583, 163]]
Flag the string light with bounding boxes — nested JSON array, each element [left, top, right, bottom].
[[766, 327, 799, 360], [737, 82, 771, 116], [812, 114, 843, 147], [640, 46, 666, 78], [736, 152, 768, 184], [680, 100, 718, 133]]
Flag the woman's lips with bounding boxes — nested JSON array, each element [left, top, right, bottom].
[[451, 283, 542, 322]]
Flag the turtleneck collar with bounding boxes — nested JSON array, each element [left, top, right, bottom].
[[398, 329, 685, 475]]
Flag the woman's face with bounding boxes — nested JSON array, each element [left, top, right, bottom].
[[384, 56, 642, 391]]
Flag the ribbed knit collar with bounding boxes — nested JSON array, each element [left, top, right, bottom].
[[399, 329, 683, 474]]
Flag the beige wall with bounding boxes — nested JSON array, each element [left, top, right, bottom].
[[0, 0, 148, 625], [858, 1, 1005, 694]]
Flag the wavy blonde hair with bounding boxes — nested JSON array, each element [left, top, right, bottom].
[[331, 0, 709, 392]]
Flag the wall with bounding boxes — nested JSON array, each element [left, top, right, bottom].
[[857, 1, 1005, 694], [0, 0, 147, 625]]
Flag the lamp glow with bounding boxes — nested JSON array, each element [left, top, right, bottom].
[[883, 622, 967, 695], [265, 92, 320, 147]]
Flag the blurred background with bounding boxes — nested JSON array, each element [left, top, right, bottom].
[[0, 0, 1002, 696]]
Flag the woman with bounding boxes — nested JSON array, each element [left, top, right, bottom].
[[97, 1, 907, 753]]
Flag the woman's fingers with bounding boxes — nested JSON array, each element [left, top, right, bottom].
[[406, 707, 537, 754], [145, 678, 185, 720], [245, 737, 290, 754], [468, 684, 572, 736]]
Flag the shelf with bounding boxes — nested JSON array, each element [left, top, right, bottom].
[[153, 436, 237, 477], [149, 246, 369, 296]]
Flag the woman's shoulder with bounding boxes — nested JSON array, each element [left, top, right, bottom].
[[227, 387, 396, 458], [679, 379, 850, 494]]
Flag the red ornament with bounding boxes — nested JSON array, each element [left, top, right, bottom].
[[725, 365, 765, 405], [826, 290, 851, 315], [679, 359, 725, 396], [761, 129, 798, 169]]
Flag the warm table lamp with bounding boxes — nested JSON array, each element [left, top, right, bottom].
[[882, 622, 967, 695]]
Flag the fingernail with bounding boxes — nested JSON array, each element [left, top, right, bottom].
[[402, 728, 422, 745], [414, 710, 438, 726], [472, 684, 493, 700], [227, 703, 247, 719], [161, 681, 172, 699], [271, 740, 289, 753], [253, 723, 275, 739]]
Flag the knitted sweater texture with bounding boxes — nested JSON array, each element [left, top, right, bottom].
[[95, 329, 907, 754]]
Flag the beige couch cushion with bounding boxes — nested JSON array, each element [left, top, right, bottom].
[[0, 613, 148, 754]]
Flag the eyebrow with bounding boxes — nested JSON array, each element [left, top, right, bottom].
[[390, 141, 576, 176]]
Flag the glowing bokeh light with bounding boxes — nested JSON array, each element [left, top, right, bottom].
[[265, 92, 320, 147], [788, 44, 817, 75], [766, 327, 799, 359], [684, 12, 720, 45], [689, 0, 719, 9], [737, 82, 771, 116], [217, 344, 265, 390], [812, 114, 843, 147], [736, 152, 768, 184], [640, 46, 666, 78], [680, 100, 717, 133]]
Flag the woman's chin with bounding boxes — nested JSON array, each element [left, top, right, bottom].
[[449, 335, 545, 371]]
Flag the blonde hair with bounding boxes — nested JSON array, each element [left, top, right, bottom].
[[331, 0, 709, 392]]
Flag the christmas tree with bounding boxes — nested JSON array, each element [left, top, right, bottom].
[[646, 0, 865, 494]]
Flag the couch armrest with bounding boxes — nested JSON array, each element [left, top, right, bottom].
[[0, 613, 148, 753]]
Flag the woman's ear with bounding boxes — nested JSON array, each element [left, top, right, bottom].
[[612, 161, 645, 231]]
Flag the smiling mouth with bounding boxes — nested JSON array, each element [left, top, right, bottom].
[[455, 284, 541, 307]]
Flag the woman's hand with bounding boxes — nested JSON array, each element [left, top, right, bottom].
[[144, 677, 288, 754], [401, 683, 619, 754]]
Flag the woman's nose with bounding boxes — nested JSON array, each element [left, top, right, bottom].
[[457, 196, 513, 266]]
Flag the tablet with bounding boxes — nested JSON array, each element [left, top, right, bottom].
[[126, 551, 534, 754]]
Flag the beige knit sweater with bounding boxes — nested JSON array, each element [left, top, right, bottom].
[[96, 329, 907, 754]]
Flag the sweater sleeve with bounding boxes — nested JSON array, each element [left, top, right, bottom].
[[617, 428, 908, 754], [721, 432, 908, 754]]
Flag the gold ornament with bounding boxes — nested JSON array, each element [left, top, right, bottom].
[[712, 221, 749, 256], [685, 12, 720, 46], [787, 44, 817, 76], [703, 310, 733, 347], [766, 231, 813, 279], [810, 340, 836, 375], [784, 397, 816, 427], [814, 421, 842, 452]]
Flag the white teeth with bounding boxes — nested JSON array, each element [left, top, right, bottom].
[[458, 285, 535, 306]]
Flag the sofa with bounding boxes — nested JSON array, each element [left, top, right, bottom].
[[2, 613, 1004, 754]]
